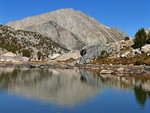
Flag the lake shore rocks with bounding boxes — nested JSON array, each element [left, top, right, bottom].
[[0, 62, 149, 76]]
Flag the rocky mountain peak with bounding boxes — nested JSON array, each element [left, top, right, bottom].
[[7, 8, 128, 50]]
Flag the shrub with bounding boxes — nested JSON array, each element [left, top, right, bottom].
[[133, 28, 147, 49], [21, 49, 32, 57], [0, 38, 20, 53], [124, 36, 130, 41], [100, 50, 109, 58], [37, 51, 44, 60]]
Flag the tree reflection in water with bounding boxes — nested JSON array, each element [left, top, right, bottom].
[[134, 85, 150, 106]]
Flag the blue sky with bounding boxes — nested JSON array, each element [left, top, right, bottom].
[[0, 0, 150, 37]]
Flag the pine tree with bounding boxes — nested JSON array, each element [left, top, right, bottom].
[[133, 28, 147, 49]]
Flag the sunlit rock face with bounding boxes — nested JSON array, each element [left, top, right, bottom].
[[7, 8, 128, 50], [146, 28, 150, 34], [0, 68, 150, 107]]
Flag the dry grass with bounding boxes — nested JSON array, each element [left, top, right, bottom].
[[57, 58, 76, 63], [89, 53, 150, 65]]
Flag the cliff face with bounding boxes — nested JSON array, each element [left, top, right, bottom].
[[25, 21, 85, 50], [7, 8, 128, 50]]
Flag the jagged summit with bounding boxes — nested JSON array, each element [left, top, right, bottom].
[[7, 8, 128, 50]]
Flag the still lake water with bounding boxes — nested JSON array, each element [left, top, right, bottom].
[[0, 68, 150, 113]]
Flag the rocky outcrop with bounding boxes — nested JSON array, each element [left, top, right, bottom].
[[7, 8, 128, 50], [0, 24, 68, 60], [0, 49, 29, 62], [79, 42, 124, 63], [56, 50, 81, 61], [141, 44, 150, 53], [48, 53, 61, 60], [78, 39, 140, 63], [146, 28, 150, 34], [1, 52, 16, 57], [0, 53, 29, 62]]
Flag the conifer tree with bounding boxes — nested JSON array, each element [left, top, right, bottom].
[[133, 28, 147, 49]]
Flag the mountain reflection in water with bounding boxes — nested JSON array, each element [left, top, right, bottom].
[[0, 68, 150, 107]]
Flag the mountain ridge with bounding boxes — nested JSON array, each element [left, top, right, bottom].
[[7, 8, 128, 50]]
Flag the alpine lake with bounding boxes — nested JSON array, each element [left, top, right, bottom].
[[0, 68, 150, 113]]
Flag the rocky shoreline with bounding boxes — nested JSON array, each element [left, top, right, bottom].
[[77, 64, 150, 76], [0, 62, 150, 76]]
